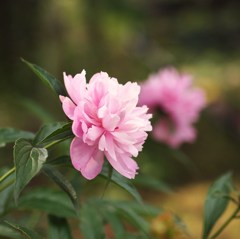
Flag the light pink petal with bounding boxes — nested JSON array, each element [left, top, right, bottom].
[[120, 82, 140, 111], [87, 126, 104, 141], [70, 137, 95, 170], [98, 105, 108, 118], [81, 150, 104, 180], [89, 72, 110, 84], [99, 134, 106, 151], [111, 131, 134, 145], [102, 114, 120, 131], [105, 151, 138, 179], [59, 96, 76, 120], [63, 70, 86, 104], [101, 133, 117, 160], [72, 119, 84, 138], [84, 126, 104, 145], [70, 137, 104, 179], [153, 120, 196, 148]]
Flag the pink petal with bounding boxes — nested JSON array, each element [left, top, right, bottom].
[[70, 137, 104, 179], [102, 114, 120, 131], [81, 150, 104, 180], [111, 131, 134, 145], [59, 96, 76, 120], [99, 134, 106, 151], [99, 133, 117, 160], [153, 120, 196, 148], [98, 105, 108, 118], [105, 151, 138, 179], [72, 119, 83, 138], [84, 126, 104, 145], [63, 70, 86, 104]]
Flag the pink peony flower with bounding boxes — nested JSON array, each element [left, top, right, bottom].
[[60, 70, 152, 180], [139, 68, 205, 148]]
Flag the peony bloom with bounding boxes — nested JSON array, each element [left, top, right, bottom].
[[60, 70, 152, 180], [139, 68, 205, 148]]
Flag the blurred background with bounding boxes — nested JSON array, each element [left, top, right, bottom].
[[1, 0, 240, 237]]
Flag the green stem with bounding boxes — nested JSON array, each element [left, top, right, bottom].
[[0, 137, 70, 192], [44, 137, 72, 149], [101, 166, 113, 199], [209, 206, 240, 239], [44, 141, 59, 149], [0, 167, 15, 183]]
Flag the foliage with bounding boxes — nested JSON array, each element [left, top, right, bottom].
[[202, 173, 232, 238], [0, 61, 165, 238], [0, 61, 239, 239]]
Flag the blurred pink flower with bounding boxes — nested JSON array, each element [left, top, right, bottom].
[[60, 70, 152, 180], [139, 68, 205, 148]]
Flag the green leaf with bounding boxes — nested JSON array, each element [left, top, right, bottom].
[[18, 188, 76, 218], [100, 165, 142, 204], [0, 168, 15, 215], [103, 199, 159, 237], [33, 122, 73, 147], [34, 122, 65, 144], [113, 203, 149, 237], [21, 58, 67, 96], [0, 185, 14, 215], [101, 210, 125, 239], [46, 155, 72, 167], [0, 224, 20, 239], [202, 172, 233, 239], [80, 198, 156, 239], [40, 122, 73, 147], [43, 165, 78, 210], [79, 201, 106, 239], [48, 215, 73, 239], [4, 221, 41, 239], [0, 128, 34, 147], [14, 139, 48, 201]]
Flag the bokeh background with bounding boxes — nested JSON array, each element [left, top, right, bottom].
[[1, 0, 240, 238]]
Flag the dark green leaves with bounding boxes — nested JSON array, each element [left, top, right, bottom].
[[45, 155, 72, 167], [14, 139, 48, 201], [33, 122, 73, 147], [100, 165, 142, 203], [0, 224, 20, 239], [0, 128, 34, 147], [19, 188, 76, 218], [48, 215, 73, 239], [202, 172, 233, 239], [4, 221, 41, 239], [43, 165, 78, 210], [111, 202, 150, 237], [79, 199, 158, 239], [22, 58, 66, 96], [101, 210, 125, 239], [80, 201, 106, 239]]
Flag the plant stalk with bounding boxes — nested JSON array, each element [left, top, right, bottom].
[[0, 167, 15, 183], [209, 206, 240, 239]]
